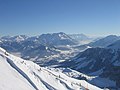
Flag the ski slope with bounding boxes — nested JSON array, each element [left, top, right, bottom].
[[0, 47, 103, 90]]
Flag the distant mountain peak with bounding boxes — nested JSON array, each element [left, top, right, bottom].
[[1, 35, 28, 42], [39, 32, 77, 46]]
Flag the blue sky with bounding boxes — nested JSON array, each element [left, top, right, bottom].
[[0, 0, 120, 36]]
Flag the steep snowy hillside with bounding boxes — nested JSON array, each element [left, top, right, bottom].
[[0, 47, 102, 90], [0, 50, 35, 90]]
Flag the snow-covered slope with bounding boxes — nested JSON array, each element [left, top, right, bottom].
[[0, 51, 35, 90], [0, 47, 102, 90]]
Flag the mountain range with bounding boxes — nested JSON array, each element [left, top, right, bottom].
[[0, 32, 92, 66], [0, 32, 120, 89]]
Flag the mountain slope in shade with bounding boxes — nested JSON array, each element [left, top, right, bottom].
[[60, 47, 120, 89], [107, 39, 120, 50], [89, 35, 120, 48], [0, 47, 102, 90]]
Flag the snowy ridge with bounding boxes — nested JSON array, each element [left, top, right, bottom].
[[0, 47, 102, 90]]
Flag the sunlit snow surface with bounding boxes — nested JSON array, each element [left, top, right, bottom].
[[0, 47, 102, 90]]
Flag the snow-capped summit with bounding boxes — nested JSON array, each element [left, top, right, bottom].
[[13, 35, 28, 42], [0, 47, 102, 90]]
